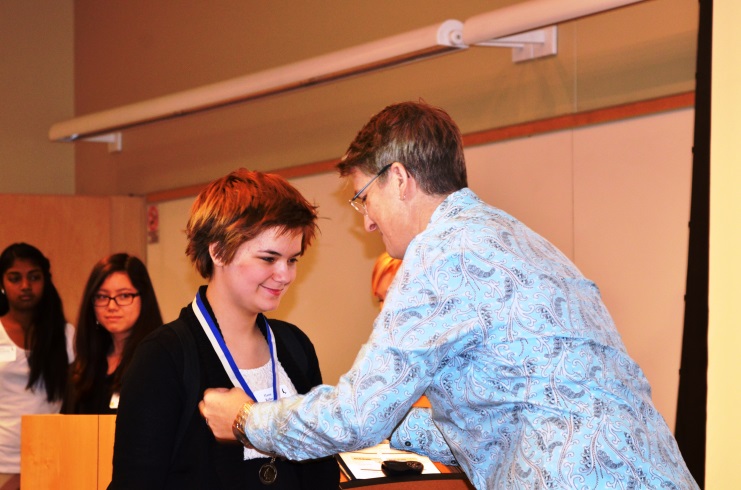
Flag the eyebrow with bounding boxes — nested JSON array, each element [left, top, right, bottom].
[[257, 249, 303, 257], [97, 287, 137, 293], [5, 268, 43, 275]]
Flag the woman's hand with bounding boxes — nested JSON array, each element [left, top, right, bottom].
[[199, 387, 252, 441]]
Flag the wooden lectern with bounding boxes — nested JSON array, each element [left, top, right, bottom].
[[21, 413, 473, 489], [21, 414, 116, 490]]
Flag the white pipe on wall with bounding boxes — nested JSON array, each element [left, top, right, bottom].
[[464, 0, 646, 45], [49, 0, 646, 144], [48, 20, 465, 142]]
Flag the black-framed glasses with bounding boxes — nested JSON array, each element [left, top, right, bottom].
[[92, 292, 140, 307], [349, 163, 393, 215]]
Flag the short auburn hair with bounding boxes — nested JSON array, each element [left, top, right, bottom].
[[185, 169, 318, 279]]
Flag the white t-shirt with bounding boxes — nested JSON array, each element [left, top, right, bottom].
[[0, 319, 75, 473]]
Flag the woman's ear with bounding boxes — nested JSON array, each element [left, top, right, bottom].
[[209, 242, 225, 268]]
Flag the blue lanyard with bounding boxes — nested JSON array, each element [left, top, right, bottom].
[[194, 291, 277, 402]]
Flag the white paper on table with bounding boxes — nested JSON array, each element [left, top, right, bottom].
[[336, 441, 441, 480]]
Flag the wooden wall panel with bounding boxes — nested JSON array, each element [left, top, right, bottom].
[[109, 196, 147, 257]]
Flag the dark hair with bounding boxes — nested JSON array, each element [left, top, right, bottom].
[[338, 101, 467, 195], [0, 243, 69, 402], [186, 168, 319, 279], [68, 253, 163, 409]]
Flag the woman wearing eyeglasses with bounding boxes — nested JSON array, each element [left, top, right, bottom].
[[63, 253, 163, 414]]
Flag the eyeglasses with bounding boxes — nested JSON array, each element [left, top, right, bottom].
[[349, 163, 393, 215], [92, 292, 140, 307]]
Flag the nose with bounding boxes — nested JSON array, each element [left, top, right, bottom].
[[19, 278, 32, 290], [363, 213, 377, 232], [272, 261, 295, 284]]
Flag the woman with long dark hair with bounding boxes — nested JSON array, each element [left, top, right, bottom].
[[64, 253, 162, 414], [0, 243, 74, 488]]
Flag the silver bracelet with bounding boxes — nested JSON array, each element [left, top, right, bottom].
[[232, 401, 255, 448]]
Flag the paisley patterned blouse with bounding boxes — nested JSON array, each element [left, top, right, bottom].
[[245, 188, 699, 490]]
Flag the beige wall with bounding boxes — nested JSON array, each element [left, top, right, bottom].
[[0, 0, 75, 194], [4, 0, 720, 480], [69, 0, 697, 196], [148, 108, 692, 432], [707, 2, 741, 488]]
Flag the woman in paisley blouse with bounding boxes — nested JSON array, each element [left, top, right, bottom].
[[201, 102, 699, 490]]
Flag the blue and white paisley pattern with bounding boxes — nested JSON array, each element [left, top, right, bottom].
[[246, 188, 698, 490]]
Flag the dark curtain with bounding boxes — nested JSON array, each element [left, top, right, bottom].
[[674, 0, 711, 487]]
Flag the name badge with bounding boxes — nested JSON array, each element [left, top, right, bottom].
[[0, 345, 17, 362], [109, 392, 120, 409], [253, 385, 291, 403], [253, 387, 274, 403]]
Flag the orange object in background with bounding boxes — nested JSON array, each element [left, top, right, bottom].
[[412, 396, 431, 408]]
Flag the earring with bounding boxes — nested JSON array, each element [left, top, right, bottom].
[[1, 289, 4, 295]]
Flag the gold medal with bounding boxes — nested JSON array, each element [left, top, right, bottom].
[[258, 457, 278, 485]]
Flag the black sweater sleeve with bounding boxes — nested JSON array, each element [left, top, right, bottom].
[[108, 327, 184, 489]]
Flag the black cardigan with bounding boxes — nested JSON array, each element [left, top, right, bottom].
[[109, 293, 339, 489]]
